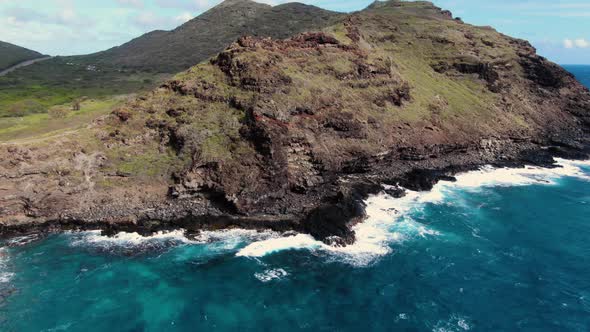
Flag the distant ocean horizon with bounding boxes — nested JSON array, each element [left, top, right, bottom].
[[1, 66, 590, 331], [563, 64, 590, 88]]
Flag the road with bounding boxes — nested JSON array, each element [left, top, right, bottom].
[[0, 56, 52, 76]]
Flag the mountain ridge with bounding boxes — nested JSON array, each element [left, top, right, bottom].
[[0, 0, 343, 116], [81, 0, 342, 72], [0, 41, 46, 71]]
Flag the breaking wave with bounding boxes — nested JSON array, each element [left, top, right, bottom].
[[68, 229, 279, 256], [236, 191, 441, 266], [0, 248, 14, 283], [254, 269, 289, 283], [60, 158, 589, 266], [236, 159, 590, 266]]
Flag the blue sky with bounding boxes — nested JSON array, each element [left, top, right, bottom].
[[1, 0, 589, 64]]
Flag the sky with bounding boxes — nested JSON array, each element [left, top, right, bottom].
[[0, 0, 589, 64]]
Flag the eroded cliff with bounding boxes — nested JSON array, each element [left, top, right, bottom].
[[2, 1, 589, 244]]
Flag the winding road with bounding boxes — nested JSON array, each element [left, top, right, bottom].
[[0, 56, 52, 76]]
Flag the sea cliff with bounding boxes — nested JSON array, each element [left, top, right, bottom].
[[1, 1, 589, 245]]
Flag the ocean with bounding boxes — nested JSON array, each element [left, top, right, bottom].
[[1, 67, 590, 332], [564, 65, 590, 89]]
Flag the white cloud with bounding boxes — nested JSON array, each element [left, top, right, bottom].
[[195, 0, 211, 10], [131, 10, 186, 30], [174, 12, 194, 24], [564, 38, 590, 49], [58, 8, 76, 23]]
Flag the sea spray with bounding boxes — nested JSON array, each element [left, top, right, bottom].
[[254, 269, 289, 283], [236, 159, 590, 265], [236, 192, 441, 266], [0, 247, 14, 283], [56, 159, 590, 266], [2, 160, 590, 331], [67, 228, 280, 255]]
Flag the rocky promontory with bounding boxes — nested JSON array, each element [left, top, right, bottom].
[[1, 1, 589, 245]]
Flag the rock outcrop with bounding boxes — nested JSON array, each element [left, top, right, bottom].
[[1, 0, 589, 245]]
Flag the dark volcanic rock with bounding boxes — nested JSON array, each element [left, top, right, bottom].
[[1, 1, 589, 246]]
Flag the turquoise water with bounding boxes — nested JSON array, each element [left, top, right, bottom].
[[0, 67, 589, 332], [1, 162, 590, 331]]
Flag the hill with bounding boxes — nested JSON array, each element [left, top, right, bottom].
[[0, 0, 341, 117], [0, 41, 45, 71], [1, 0, 589, 244], [86, 0, 341, 72]]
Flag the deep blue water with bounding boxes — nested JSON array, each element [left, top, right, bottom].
[[564, 65, 590, 89], [0, 67, 589, 332]]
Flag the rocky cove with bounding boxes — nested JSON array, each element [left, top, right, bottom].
[[1, 1, 590, 246]]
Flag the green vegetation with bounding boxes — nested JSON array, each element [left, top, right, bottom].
[[1, 0, 580, 226], [84, 1, 340, 73], [110, 147, 180, 178], [0, 97, 122, 142], [0, 57, 169, 118], [0, 41, 45, 71], [0, 0, 340, 123]]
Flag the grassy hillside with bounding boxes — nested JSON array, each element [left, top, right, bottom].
[[91, 0, 585, 191], [0, 57, 167, 118], [1, 0, 589, 237], [0, 97, 123, 142], [85, 1, 340, 73], [0, 0, 340, 118]]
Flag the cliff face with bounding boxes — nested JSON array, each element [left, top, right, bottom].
[[1, 1, 589, 244]]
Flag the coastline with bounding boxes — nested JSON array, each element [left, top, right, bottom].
[[3, 148, 589, 331], [2, 3, 590, 247], [2, 147, 589, 262]]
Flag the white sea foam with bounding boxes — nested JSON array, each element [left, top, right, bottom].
[[192, 229, 279, 252], [194, 229, 277, 244], [0, 247, 14, 283], [63, 159, 589, 265], [6, 234, 41, 247], [236, 191, 441, 266], [237, 159, 590, 266], [70, 229, 195, 248], [69, 228, 279, 254], [254, 268, 289, 282], [237, 234, 322, 257], [433, 314, 472, 331]]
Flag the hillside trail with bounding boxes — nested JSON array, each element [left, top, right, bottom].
[[0, 128, 84, 146], [0, 56, 52, 76], [0, 114, 110, 146]]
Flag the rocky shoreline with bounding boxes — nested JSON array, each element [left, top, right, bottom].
[[2, 1, 590, 246], [2, 139, 588, 246]]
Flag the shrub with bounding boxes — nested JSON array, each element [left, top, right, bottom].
[[5, 100, 45, 117], [48, 105, 70, 119]]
